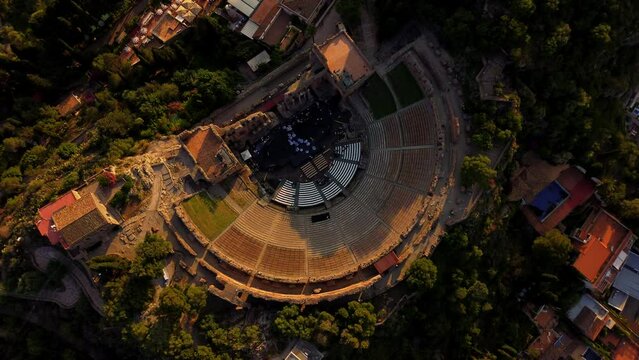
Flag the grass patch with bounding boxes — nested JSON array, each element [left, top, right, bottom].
[[182, 192, 238, 241], [362, 74, 397, 119], [387, 63, 424, 107]]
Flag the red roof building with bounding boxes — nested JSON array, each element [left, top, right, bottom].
[[35, 191, 80, 246], [374, 251, 399, 274], [566, 293, 615, 341], [573, 209, 635, 293], [36, 189, 120, 250], [522, 166, 596, 235], [180, 125, 242, 183]]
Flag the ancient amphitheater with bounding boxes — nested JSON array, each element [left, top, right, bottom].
[[119, 30, 467, 305], [171, 97, 447, 304]]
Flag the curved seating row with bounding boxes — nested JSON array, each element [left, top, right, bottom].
[[272, 180, 296, 206], [335, 142, 362, 162], [272, 142, 362, 207], [297, 182, 323, 207]]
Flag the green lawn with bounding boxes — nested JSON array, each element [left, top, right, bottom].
[[182, 193, 238, 241], [387, 63, 424, 107], [362, 74, 397, 119]]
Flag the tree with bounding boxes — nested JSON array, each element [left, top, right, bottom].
[[172, 69, 237, 120], [599, 177, 626, 206], [543, 23, 571, 55], [315, 311, 339, 346], [273, 305, 317, 340], [56, 142, 79, 160], [96, 110, 142, 138], [185, 285, 207, 315], [107, 138, 137, 162], [2, 137, 26, 153], [0, 166, 22, 194], [337, 301, 377, 349], [61, 171, 80, 191], [532, 229, 572, 269], [130, 233, 173, 278], [87, 255, 131, 273], [20, 145, 47, 170], [336, 0, 362, 28], [199, 315, 262, 356], [92, 53, 132, 86], [510, 0, 536, 17], [461, 155, 497, 189], [592, 23, 612, 44], [109, 175, 134, 210], [202, 346, 225, 360], [166, 330, 194, 359], [620, 199, 639, 219], [103, 275, 155, 323], [159, 286, 190, 317], [406, 258, 438, 291]]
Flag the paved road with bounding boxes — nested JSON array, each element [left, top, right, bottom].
[[31, 247, 105, 315], [203, 55, 311, 126]]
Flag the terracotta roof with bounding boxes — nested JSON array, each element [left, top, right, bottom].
[[614, 340, 639, 360], [152, 13, 187, 43], [527, 329, 560, 356], [573, 209, 634, 290], [250, 0, 279, 25], [317, 31, 372, 84], [259, 9, 291, 45], [36, 191, 79, 246], [52, 193, 116, 248], [373, 251, 399, 274], [184, 126, 235, 181], [522, 166, 595, 234], [56, 94, 82, 116], [534, 306, 558, 330], [573, 307, 607, 341], [281, 0, 323, 22]]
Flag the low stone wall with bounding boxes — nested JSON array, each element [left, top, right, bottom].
[[203, 258, 382, 305], [175, 204, 211, 248], [159, 210, 197, 257]]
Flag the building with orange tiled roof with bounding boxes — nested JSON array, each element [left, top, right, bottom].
[[180, 125, 243, 184], [525, 304, 597, 359], [239, 0, 296, 48], [37, 190, 120, 251], [56, 94, 82, 117], [566, 293, 615, 341], [52, 193, 120, 249], [35, 191, 80, 246], [312, 29, 374, 96], [521, 166, 596, 235], [572, 209, 635, 293]]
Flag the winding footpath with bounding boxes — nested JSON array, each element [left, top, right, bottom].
[[30, 246, 105, 315]]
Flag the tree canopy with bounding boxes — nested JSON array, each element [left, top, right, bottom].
[[532, 229, 573, 269], [461, 155, 497, 189], [406, 258, 438, 291]]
